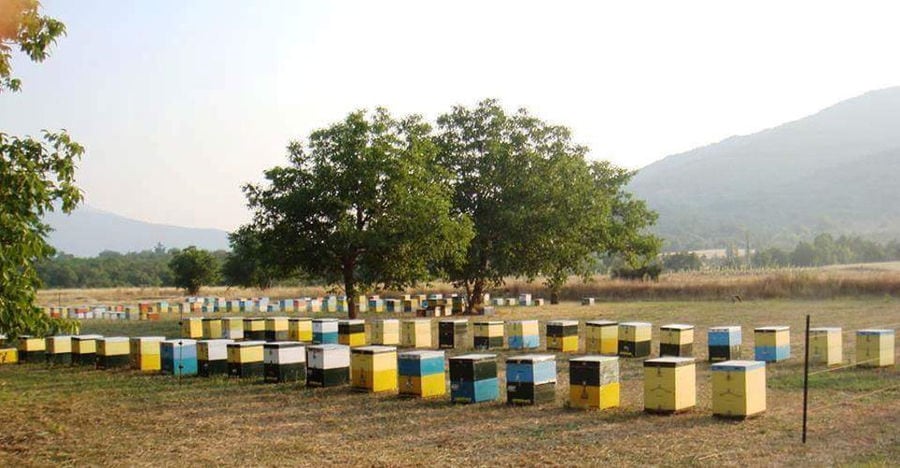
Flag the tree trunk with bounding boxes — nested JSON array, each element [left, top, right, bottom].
[[550, 289, 560, 305], [344, 260, 357, 319], [468, 279, 485, 315]]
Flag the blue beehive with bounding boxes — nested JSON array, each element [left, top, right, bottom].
[[452, 379, 499, 402], [754, 327, 790, 362], [161, 339, 198, 376], [312, 319, 339, 344], [449, 354, 499, 404], [398, 350, 446, 397], [708, 326, 742, 361], [506, 354, 557, 405]]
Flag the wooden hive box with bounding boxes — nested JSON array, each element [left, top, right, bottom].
[[0, 347, 17, 365], [222, 317, 244, 340], [129, 336, 165, 371], [264, 317, 289, 342], [506, 354, 557, 405], [438, 319, 469, 349], [243, 318, 266, 341], [338, 319, 367, 347], [307, 344, 350, 387], [401, 319, 432, 349], [312, 319, 339, 344], [72, 335, 103, 366], [280, 299, 296, 313], [198, 339, 234, 376], [585, 320, 618, 355], [581, 297, 595, 306], [450, 296, 466, 314], [368, 297, 385, 313], [708, 326, 742, 362], [449, 353, 499, 404], [351, 345, 398, 393], [372, 319, 400, 346], [711, 360, 766, 418], [288, 317, 313, 342], [856, 329, 895, 367], [96, 337, 130, 369], [618, 322, 652, 358], [810, 327, 842, 366], [754, 326, 790, 362], [518, 293, 532, 307], [161, 339, 198, 376], [473, 320, 504, 350], [399, 350, 446, 397], [643, 357, 696, 413], [569, 355, 620, 410], [16, 336, 46, 364], [547, 320, 579, 352], [202, 318, 224, 339], [385, 299, 401, 313], [660, 324, 695, 357], [264, 342, 306, 383], [226, 341, 265, 378], [507, 320, 540, 350], [46, 335, 73, 365]]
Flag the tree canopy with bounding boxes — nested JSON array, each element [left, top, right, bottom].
[[222, 226, 281, 290], [0, 0, 66, 93], [168, 246, 219, 296]]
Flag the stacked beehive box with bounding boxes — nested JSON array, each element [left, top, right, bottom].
[[202, 318, 223, 339], [643, 357, 696, 413], [618, 322, 652, 358], [72, 335, 103, 366], [0, 347, 17, 364], [227, 341, 265, 378], [399, 350, 446, 397], [439, 319, 468, 349], [660, 324, 694, 357], [129, 336, 165, 371], [506, 354, 557, 405], [473, 320, 504, 350], [708, 326, 742, 361], [307, 344, 350, 387], [547, 320, 579, 352], [264, 342, 306, 383], [198, 339, 233, 376], [312, 319, 339, 344], [46, 335, 73, 365], [265, 317, 289, 342], [401, 319, 432, 348], [288, 317, 312, 342], [222, 317, 244, 340], [339, 319, 367, 347], [856, 329, 895, 367], [17, 336, 46, 364], [710, 360, 766, 418], [810, 327, 842, 366], [507, 320, 540, 350], [754, 326, 790, 362], [585, 320, 618, 355], [161, 339, 198, 376], [243, 318, 266, 341], [351, 345, 398, 393], [97, 337, 130, 369], [569, 355, 620, 409], [449, 354, 499, 403], [371, 319, 400, 346], [582, 297, 595, 306]]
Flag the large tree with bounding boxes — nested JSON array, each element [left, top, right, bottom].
[[1, 0, 80, 338], [244, 109, 472, 318], [222, 226, 281, 290], [168, 246, 219, 296]]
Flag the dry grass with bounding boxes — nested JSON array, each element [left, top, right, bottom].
[[1, 299, 898, 466]]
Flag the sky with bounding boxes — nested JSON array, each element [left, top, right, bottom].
[[2, 0, 900, 231]]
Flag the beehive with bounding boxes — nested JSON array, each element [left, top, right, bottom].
[[72, 335, 103, 366], [643, 357, 696, 413], [181, 317, 203, 339], [660, 324, 694, 357], [569, 356, 620, 409], [585, 320, 618, 355], [451, 296, 466, 314], [307, 344, 350, 387], [439, 319, 468, 349], [547, 320, 579, 352], [810, 327, 842, 366], [506, 354, 557, 405], [401, 319, 432, 348], [129, 336, 165, 371], [708, 326, 742, 362], [618, 322, 652, 358], [582, 297, 595, 306], [385, 299, 401, 313], [46, 335, 73, 365], [227, 341, 265, 378], [711, 360, 766, 418], [161, 339, 198, 376], [399, 350, 446, 397], [265, 317, 289, 342], [222, 317, 244, 340], [243, 318, 266, 341], [368, 297, 385, 313], [97, 337, 131, 369], [856, 329, 895, 367], [507, 320, 540, 350], [372, 319, 400, 346], [339, 319, 367, 347], [473, 320, 504, 350], [449, 353, 499, 403], [17, 336, 46, 364], [312, 319, 339, 344], [202, 318, 223, 339], [264, 342, 306, 383], [288, 317, 313, 342], [754, 326, 790, 362], [518, 294, 532, 307], [0, 348, 17, 365], [350, 345, 398, 393], [198, 339, 234, 376]]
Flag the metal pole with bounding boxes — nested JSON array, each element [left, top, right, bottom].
[[802, 314, 810, 443]]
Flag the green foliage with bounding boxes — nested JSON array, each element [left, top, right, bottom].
[[168, 246, 219, 295], [661, 251, 703, 271], [243, 109, 472, 318], [36, 247, 189, 288], [752, 234, 900, 268], [0, 0, 66, 93], [222, 226, 281, 289]]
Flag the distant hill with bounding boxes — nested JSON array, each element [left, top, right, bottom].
[[44, 205, 230, 257], [629, 87, 900, 250]]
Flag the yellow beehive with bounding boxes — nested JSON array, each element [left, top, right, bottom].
[[643, 357, 696, 413], [288, 317, 313, 342], [711, 360, 766, 418], [372, 319, 400, 345], [202, 318, 224, 339], [660, 324, 694, 357], [17, 336, 47, 363], [222, 317, 244, 340], [351, 345, 398, 393], [182, 318, 203, 339], [401, 319, 432, 349], [618, 322, 652, 357], [585, 320, 618, 355], [338, 319, 367, 347], [856, 329, 895, 367], [265, 317, 289, 341], [546, 320, 579, 352], [129, 336, 165, 371], [809, 327, 842, 366], [569, 355, 620, 410], [0, 348, 18, 364]]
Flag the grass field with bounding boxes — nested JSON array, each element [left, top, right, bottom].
[[1, 299, 898, 466]]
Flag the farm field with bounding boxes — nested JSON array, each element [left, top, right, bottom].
[[1, 299, 898, 466]]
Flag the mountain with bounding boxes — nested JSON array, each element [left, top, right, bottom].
[[43, 205, 230, 257], [629, 87, 900, 250]]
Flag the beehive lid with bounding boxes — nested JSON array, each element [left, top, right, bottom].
[[661, 324, 694, 330], [377, 318, 400, 323], [229, 341, 266, 348], [308, 344, 348, 351], [507, 354, 555, 363], [102, 337, 129, 343], [353, 345, 396, 354], [267, 316, 289, 320], [711, 360, 765, 371], [313, 318, 339, 323], [511, 319, 538, 324], [570, 355, 618, 364], [404, 319, 431, 323], [474, 320, 503, 325], [709, 326, 741, 332], [451, 353, 497, 361], [756, 326, 789, 332], [810, 327, 841, 333], [264, 342, 304, 349], [49, 335, 74, 339], [644, 357, 695, 367], [200, 339, 234, 345], [548, 320, 578, 326], [131, 336, 166, 342], [164, 339, 197, 345], [399, 350, 444, 360], [620, 321, 651, 327], [586, 320, 617, 326], [288, 317, 312, 322], [74, 334, 103, 340], [858, 329, 894, 335], [339, 319, 365, 325]]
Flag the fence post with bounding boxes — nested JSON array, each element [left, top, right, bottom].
[[802, 314, 810, 443]]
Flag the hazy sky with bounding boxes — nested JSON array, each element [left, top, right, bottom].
[[2, 1, 899, 231]]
